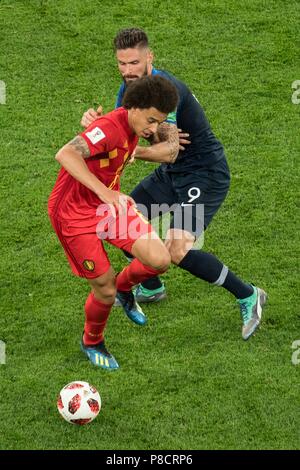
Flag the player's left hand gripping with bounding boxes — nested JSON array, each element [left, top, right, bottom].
[[177, 128, 191, 150]]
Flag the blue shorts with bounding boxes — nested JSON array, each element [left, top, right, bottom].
[[130, 157, 230, 238]]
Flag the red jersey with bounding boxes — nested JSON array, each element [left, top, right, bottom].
[[48, 107, 138, 221]]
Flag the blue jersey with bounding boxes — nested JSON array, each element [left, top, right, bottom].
[[115, 68, 225, 171]]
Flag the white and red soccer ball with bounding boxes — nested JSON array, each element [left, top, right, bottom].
[[57, 381, 101, 425]]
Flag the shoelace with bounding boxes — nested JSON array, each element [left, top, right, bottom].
[[93, 341, 111, 358], [240, 300, 251, 324]]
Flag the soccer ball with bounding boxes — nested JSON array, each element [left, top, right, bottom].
[[57, 381, 101, 425]]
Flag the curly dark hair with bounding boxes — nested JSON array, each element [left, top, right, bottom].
[[122, 75, 178, 114], [113, 28, 149, 51]]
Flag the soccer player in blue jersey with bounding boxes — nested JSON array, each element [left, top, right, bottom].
[[81, 28, 267, 340]]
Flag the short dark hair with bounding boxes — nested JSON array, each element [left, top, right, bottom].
[[122, 75, 179, 115], [113, 28, 149, 51]]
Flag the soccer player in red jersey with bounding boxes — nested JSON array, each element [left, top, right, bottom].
[[48, 75, 179, 370]]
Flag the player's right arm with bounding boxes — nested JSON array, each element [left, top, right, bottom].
[[55, 136, 132, 214]]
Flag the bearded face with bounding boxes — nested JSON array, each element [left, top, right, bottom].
[[116, 47, 153, 84]]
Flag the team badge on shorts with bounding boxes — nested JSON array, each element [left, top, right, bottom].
[[83, 260, 95, 272]]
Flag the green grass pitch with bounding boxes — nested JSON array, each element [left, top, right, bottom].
[[0, 0, 299, 450]]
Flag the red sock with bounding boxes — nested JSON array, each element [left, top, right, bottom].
[[116, 258, 165, 292], [83, 292, 113, 346]]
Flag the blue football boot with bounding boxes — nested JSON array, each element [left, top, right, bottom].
[[116, 290, 148, 326], [80, 338, 119, 370], [238, 286, 267, 340]]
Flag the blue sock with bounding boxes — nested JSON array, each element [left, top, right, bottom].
[[178, 250, 253, 299]]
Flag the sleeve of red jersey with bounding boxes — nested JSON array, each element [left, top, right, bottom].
[[80, 118, 119, 157]]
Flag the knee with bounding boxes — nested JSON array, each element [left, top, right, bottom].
[[148, 249, 171, 272], [168, 243, 188, 265], [99, 284, 117, 303], [93, 277, 117, 303]]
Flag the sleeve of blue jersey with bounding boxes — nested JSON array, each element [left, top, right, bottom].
[[115, 84, 125, 108]]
